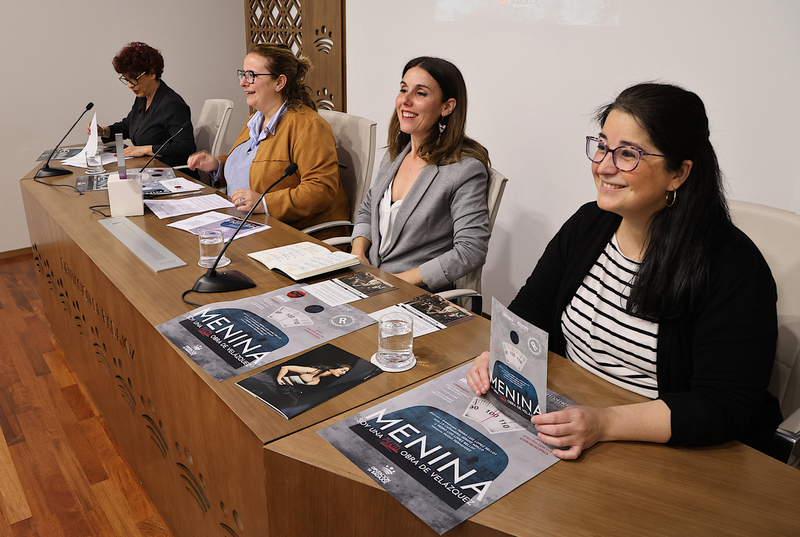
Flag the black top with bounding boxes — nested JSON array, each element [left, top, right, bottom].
[[104, 80, 196, 168], [509, 202, 782, 451]]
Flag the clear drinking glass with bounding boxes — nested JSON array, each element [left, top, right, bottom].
[[198, 229, 230, 268], [376, 311, 414, 370], [85, 151, 105, 174]]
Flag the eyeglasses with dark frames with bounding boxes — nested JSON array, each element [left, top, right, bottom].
[[237, 69, 277, 84], [586, 136, 665, 172], [119, 71, 148, 86]]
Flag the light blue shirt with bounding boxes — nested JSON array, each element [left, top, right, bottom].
[[212, 102, 289, 214]]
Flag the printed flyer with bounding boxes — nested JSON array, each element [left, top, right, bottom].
[[303, 271, 398, 306], [370, 294, 474, 338], [237, 344, 382, 419], [156, 285, 376, 382], [320, 362, 572, 534], [486, 297, 549, 427]]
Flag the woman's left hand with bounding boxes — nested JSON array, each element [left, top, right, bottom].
[[230, 189, 264, 213], [531, 406, 609, 460], [124, 145, 152, 158], [393, 268, 424, 287]]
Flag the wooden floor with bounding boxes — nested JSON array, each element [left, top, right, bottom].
[[0, 253, 174, 537]]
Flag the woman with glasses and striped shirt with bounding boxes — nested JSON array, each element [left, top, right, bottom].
[[467, 82, 781, 460]]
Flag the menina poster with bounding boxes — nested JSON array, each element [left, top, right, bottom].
[[320, 362, 571, 534], [157, 284, 376, 382], [486, 297, 549, 424]]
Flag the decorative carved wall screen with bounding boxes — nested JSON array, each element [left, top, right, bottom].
[[244, 0, 346, 111]]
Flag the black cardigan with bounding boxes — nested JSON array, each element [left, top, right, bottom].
[[105, 80, 196, 168], [509, 202, 782, 450]]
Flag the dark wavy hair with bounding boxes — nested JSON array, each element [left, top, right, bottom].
[[388, 57, 490, 171], [112, 42, 164, 80], [302, 363, 351, 389], [596, 82, 730, 319], [249, 43, 316, 110]]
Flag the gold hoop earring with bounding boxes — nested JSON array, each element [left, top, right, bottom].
[[666, 190, 677, 207]]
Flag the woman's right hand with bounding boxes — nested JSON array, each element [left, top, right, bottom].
[[187, 150, 220, 173], [88, 122, 107, 137], [466, 351, 491, 395]]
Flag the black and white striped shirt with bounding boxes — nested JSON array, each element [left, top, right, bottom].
[[560, 234, 659, 399]]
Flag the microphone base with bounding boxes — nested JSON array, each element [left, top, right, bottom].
[[192, 270, 256, 294], [35, 166, 73, 178]]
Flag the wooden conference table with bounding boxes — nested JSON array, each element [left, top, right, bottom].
[[20, 158, 800, 536], [20, 157, 491, 537]]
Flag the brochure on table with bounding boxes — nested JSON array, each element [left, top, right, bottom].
[[248, 241, 359, 281], [38, 143, 116, 162], [75, 168, 196, 196], [369, 293, 474, 338], [320, 361, 572, 535], [303, 271, 397, 306], [486, 297, 549, 424], [37, 147, 82, 161], [237, 344, 382, 419], [156, 285, 377, 382], [167, 211, 269, 242]]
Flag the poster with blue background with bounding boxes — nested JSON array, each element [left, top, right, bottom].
[[320, 362, 566, 534], [486, 298, 549, 427], [157, 284, 375, 381]]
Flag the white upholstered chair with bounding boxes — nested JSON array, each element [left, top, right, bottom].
[[174, 99, 234, 186], [302, 110, 377, 243], [437, 168, 508, 314], [729, 199, 800, 467]]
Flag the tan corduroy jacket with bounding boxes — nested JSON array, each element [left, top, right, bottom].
[[219, 105, 349, 235]]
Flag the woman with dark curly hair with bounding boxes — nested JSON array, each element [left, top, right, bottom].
[[91, 42, 195, 168], [188, 44, 348, 237]]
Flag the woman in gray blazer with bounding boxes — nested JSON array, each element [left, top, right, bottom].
[[351, 57, 491, 292]]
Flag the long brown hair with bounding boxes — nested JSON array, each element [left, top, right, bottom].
[[388, 57, 489, 171], [248, 43, 316, 110]]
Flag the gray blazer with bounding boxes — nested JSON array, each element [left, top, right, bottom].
[[352, 144, 490, 291]]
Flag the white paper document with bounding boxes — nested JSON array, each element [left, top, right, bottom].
[[156, 177, 203, 193], [369, 305, 441, 338], [303, 279, 366, 306], [144, 195, 235, 219], [167, 211, 269, 241], [61, 113, 113, 167]]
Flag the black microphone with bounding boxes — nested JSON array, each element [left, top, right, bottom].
[[35, 102, 94, 179], [190, 163, 298, 294], [139, 122, 190, 172]]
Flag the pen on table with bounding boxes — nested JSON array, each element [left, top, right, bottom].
[[169, 191, 206, 198]]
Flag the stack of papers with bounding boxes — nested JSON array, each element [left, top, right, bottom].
[[145, 195, 235, 219], [61, 113, 118, 168]]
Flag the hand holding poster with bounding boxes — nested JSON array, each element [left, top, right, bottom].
[[486, 297, 549, 426]]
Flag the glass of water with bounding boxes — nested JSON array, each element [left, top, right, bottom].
[[198, 229, 230, 268], [376, 311, 415, 371], [85, 151, 105, 174]]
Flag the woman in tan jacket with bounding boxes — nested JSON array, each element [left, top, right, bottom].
[[188, 44, 349, 235]]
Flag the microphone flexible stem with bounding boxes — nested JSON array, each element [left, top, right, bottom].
[[139, 123, 188, 172], [41, 103, 94, 170], [205, 163, 297, 275]]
